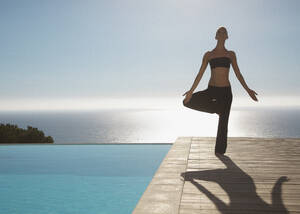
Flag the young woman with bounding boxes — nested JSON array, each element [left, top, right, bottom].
[[182, 27, 258, 156]]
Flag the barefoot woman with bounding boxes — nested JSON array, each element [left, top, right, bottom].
[[182, 27, 258, 156]]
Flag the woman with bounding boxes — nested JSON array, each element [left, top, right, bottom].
[[182, 26, 258, 156]]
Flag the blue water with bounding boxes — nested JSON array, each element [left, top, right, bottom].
[[0, 144, 171, 214], [0, 107, 300, 144]]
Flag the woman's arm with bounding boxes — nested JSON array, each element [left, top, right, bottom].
[[230, 51, 250, 92], [188, 51, 210, 93], [230, 51, 258, 101]]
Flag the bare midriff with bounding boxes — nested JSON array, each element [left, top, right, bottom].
[[208, 67, 231, 87]]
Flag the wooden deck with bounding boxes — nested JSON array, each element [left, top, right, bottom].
[[133, 137, 300, 214]]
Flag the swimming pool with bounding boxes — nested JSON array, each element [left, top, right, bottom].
[[0, 144, 171, 214]]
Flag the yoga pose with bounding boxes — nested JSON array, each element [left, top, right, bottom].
[[182, 27, 258, 156]]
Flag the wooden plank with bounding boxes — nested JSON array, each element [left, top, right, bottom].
[[132, 137, 300, 214], [180, 137, 300, 214], [132, 137, 191, 214]]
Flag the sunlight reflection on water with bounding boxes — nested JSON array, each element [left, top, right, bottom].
[[105, 107, 300, 143], [0, 107, 299, 144]]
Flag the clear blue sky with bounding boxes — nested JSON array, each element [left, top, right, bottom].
[[1, 0, 299, 109]]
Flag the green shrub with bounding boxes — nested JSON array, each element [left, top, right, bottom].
[[0, 123, 54, 144]]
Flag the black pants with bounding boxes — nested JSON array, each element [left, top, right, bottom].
[[183, 85, 233, 154]]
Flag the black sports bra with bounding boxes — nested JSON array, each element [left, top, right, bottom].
[[209, 56, 231, 69]]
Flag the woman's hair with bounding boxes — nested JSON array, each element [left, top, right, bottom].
[[216, 27, 228, 40]]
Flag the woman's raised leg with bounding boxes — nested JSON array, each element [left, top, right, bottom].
[[183, 89, 218, 114]]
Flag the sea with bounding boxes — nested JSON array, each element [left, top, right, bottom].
[[0, 107, 300, 144]]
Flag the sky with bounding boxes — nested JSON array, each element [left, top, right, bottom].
[[1, 0, 300, 110]]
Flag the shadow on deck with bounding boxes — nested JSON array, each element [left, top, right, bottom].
[[133, 137, 300, 214], [181, 154, 289, 213]]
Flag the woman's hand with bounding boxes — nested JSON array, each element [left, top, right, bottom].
[[247, 88, 258, 101], [183, 90, 193, 105]]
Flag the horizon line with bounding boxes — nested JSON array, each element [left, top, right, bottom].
[[0, 96, 299, 111]]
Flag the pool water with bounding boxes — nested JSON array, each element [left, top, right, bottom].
[[0, 144, 171, 214]]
